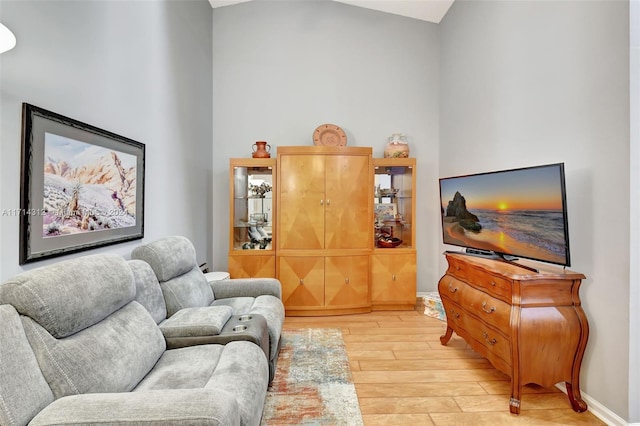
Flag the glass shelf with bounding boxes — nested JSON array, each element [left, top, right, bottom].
[[373, 159, 415, 250], [230, 161, 274, 252]]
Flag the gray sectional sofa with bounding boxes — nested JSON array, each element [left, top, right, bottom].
[[0, 252, 278, 426]]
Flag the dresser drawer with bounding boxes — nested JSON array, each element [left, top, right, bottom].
[[438, 274, 465, 305], [460, 285, 511, 335], [461, 315, 511, 366], [466, 270, 512, 303], [447, 257, 513, 303]]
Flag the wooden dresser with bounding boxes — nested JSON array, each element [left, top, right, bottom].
[[438, 252, 589, 414]]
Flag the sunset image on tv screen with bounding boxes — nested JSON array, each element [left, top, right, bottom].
[[439, 164, 569, 266]]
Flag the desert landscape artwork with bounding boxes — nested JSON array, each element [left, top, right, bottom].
[[42, 133, 137, 237]]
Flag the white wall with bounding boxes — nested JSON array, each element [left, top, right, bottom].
[[211, 0, 442, 288], [630, 2, 639, 422], [0, 0, 213, 280], [440, 0, 631, 422]]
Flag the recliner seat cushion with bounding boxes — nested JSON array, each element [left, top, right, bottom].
[[135, 341, 268, 426]]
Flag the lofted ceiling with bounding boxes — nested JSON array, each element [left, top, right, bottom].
[[208, 0, 454, 24]]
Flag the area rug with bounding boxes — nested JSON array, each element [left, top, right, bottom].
[[261, 328, 364, 426], [423, 291, 447, 321]]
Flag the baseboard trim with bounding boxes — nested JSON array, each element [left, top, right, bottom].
[[555, 383, 629, 425]]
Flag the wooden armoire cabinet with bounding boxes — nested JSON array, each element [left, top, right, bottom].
[[228, 147, 418, 316], [276, 146, 373, 316]]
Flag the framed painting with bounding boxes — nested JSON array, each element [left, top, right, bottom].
[[19, 103, 145, 264]]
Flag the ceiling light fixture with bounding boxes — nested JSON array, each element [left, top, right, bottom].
[[0, 23, 17, 54]]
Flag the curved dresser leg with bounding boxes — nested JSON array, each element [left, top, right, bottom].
[[440, 326, 454, 345], [565, 382, 588, 412], [509, 379, 521, 414]]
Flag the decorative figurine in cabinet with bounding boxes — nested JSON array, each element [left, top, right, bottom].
[[371, 158, 416, 310], [228, 158, 276, 278]]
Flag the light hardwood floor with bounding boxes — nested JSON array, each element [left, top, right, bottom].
[[283, 310, 605, 426]]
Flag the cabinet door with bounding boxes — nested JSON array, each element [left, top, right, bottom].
[[325, 155, 371, 250], [278, 155, 325, 250], [278, 256, 325, 308], [371, 253, 416, 307], [228, 255, 275, 279], [325, 255, 370, 308]]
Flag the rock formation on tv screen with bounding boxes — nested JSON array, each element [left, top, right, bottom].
[[445, 192, 482, 231]]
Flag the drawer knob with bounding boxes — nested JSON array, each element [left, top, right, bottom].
[[481, 302, 496, 314], [449, 309, 460, 319], [299, 279, 304, 285], [448, 284, 458, 293], [482, 331, 497, 346], [345, 277, 349, 284], [392, 274, 397, 281], [490, 281, 496, 286]]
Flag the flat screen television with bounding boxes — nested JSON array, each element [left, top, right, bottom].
[[439, 163, 571, 269]]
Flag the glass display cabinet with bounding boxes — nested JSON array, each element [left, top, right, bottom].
[[228, 158, 276, 278], [371, 157, 416, 310], [373, 158, 415, 250]]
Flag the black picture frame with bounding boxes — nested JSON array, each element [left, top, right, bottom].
[[19, 103, 145, 264]]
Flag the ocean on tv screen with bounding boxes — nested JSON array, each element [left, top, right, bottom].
[[440, 163, 570, 266]]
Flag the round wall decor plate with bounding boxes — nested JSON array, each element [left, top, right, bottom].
[[313, 124, 347, 146]]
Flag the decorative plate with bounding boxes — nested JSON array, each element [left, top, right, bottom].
[[313, 124, 347, 146]]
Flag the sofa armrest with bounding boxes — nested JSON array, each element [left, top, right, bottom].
[[159, 306, 233, 337], [210, 278, 282, 300], [28, 388, 240, 426]]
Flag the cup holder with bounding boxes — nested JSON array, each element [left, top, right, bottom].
[[233, 325, 248, 332], [238, 315, 253, 322]]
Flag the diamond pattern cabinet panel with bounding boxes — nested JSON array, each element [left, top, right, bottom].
[[371, 253, 416, 309], [278, 155, 325, 250], [324, 155, 371, 250], [278, 256, 325, 308], [324, 255, 370, 308], [276, 146, 373, 315], [228, 255, 275, 278]]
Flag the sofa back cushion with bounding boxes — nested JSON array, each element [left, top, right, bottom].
[[129, 259, 167, 324], [0, 254, 166, 399], [0, 304, 54, 426], [160, 267, 213, 317], [0, 254, 135, 338], [131, 236, 214, 317], [21, 302, 165, 398]]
